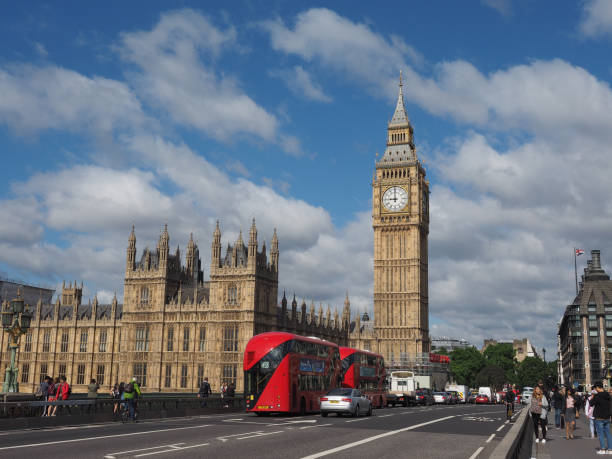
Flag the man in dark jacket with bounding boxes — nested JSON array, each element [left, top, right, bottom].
[[591, 381, 612, 454], [198, 377, 211, 407]]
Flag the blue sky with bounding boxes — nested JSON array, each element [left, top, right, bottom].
[[2, 0, 612, 354]]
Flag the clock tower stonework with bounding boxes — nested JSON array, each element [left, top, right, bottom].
[[372, 74, 430, 365]]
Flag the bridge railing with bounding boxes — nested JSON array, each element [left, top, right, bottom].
[[0, 394, 245, 430]]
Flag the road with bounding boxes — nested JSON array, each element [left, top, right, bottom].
[[0, 403, 521, 458]]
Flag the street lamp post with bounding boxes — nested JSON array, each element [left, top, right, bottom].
[[543, 348, 546, 362], [1, 292, 32, 393]]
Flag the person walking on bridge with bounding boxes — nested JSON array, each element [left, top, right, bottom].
[[198, 377, 211, 407], [591, 381, 612, 454], [530, 386, 548, 443]]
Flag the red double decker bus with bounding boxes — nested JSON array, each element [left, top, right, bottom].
[[244, 332, 342, 415], [339, 347, 387, 408]]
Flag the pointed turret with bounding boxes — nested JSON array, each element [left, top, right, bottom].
[[389, 70, 410, 129], [186, 233, 198, 278], [326, 306, 331, 328], [318, 303, 324, 327], [281, 291, 288, 323], [291, 294, 298, 321], [309, 301, 315, 324], [342, 291, 351, 325], [379, 71, 416, 166], [158, 224, 170, 270], [211, 221, 222, 269], [270, 228, 279, 272], [236, 230, 244, 247], [248, 218, 257, 269], [301, 300, 307, 324]]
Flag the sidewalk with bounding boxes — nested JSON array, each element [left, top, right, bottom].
[[534, 413, 609, 458]]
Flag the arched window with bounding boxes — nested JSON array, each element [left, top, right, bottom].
[[140, 287, 149, 307], [227, 284, 238, 305]]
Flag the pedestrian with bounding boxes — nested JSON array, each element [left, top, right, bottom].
[[565, 387, 577, 439], [50, 375, 71, 417], [586, 389, 597, 438], [552, 386, 563, 429], [198, 377, 211, 407], [37, 376, 50, 417], [123, 377, 141, 422], [87, 378, 100, 398], [45, 377, 58, 417], [530, 386, 548, 444], [590, 381, 612, 454], [111, 382, 121, 418]]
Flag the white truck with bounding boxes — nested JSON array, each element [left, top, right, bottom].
[[446, 384, 469, 403], [478, 386, 494, 404], [386, 370, 417, 407]]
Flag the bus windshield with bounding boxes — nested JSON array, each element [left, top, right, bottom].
[[245, 342, 290, 395]]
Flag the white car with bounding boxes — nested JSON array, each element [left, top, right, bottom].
[[320, 388, 372, 417], [521, 387, 534, 405], [433, 392, 450, 404]]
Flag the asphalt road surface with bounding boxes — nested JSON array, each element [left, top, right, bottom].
[[0, 403, 522, 458]]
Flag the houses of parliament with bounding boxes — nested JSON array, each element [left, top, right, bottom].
[[0, 76, 429, 393]]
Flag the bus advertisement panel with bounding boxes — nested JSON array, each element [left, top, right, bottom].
[[339, 347, 387, 408], [244, 332, 342, 414]]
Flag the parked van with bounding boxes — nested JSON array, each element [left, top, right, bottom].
[[478, 386, 493, 404]]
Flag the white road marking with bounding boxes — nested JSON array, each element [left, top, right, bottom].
[[301, 415, 455, 459], [345, 417, 369, 423], [133, 442, 210, 457], [104, 443, 186, 458], [486, 433, 495, 443], [505, 420, 509, 424], [468, 446, 484, 459], [237, 430, 284, 440], [0, 424, 211, 451], [217, 431, 264, 442], [496, 424, 505, 432], [300, 423, 332, 430], [379, 414, 394, 417]]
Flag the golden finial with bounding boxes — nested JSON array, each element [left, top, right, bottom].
[[399, 69, 403, 87]]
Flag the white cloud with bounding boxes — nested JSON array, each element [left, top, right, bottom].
[[119, 9, 301, 155], [33, 42, 48, 57], [0, 64, 146, 138], [579, 0, 612, 39], [481, 0, 512, 17], [270, 65, 332, 102], [263, 10, 612, 145]]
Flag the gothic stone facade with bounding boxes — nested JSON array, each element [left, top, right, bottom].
[[1, 221, 350, 394]]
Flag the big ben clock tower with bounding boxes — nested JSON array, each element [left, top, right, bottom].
[[373, 73, 430, 365]]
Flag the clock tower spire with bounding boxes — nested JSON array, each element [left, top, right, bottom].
[[372, 72, 430, 367]]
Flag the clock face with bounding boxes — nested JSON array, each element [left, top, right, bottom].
[[382, 186, 408, 211]]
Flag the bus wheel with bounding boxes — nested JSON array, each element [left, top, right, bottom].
[[300, 398, 306, 416]]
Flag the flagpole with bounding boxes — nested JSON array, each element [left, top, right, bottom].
[[574, 247, 578, 296]]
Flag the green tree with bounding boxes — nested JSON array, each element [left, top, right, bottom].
[[483, 343, 516, 383], [434, 347, 449, 356], [516, 357, 548, 388], [475, 365, 506, 390], [450, 347, 485, 387]]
